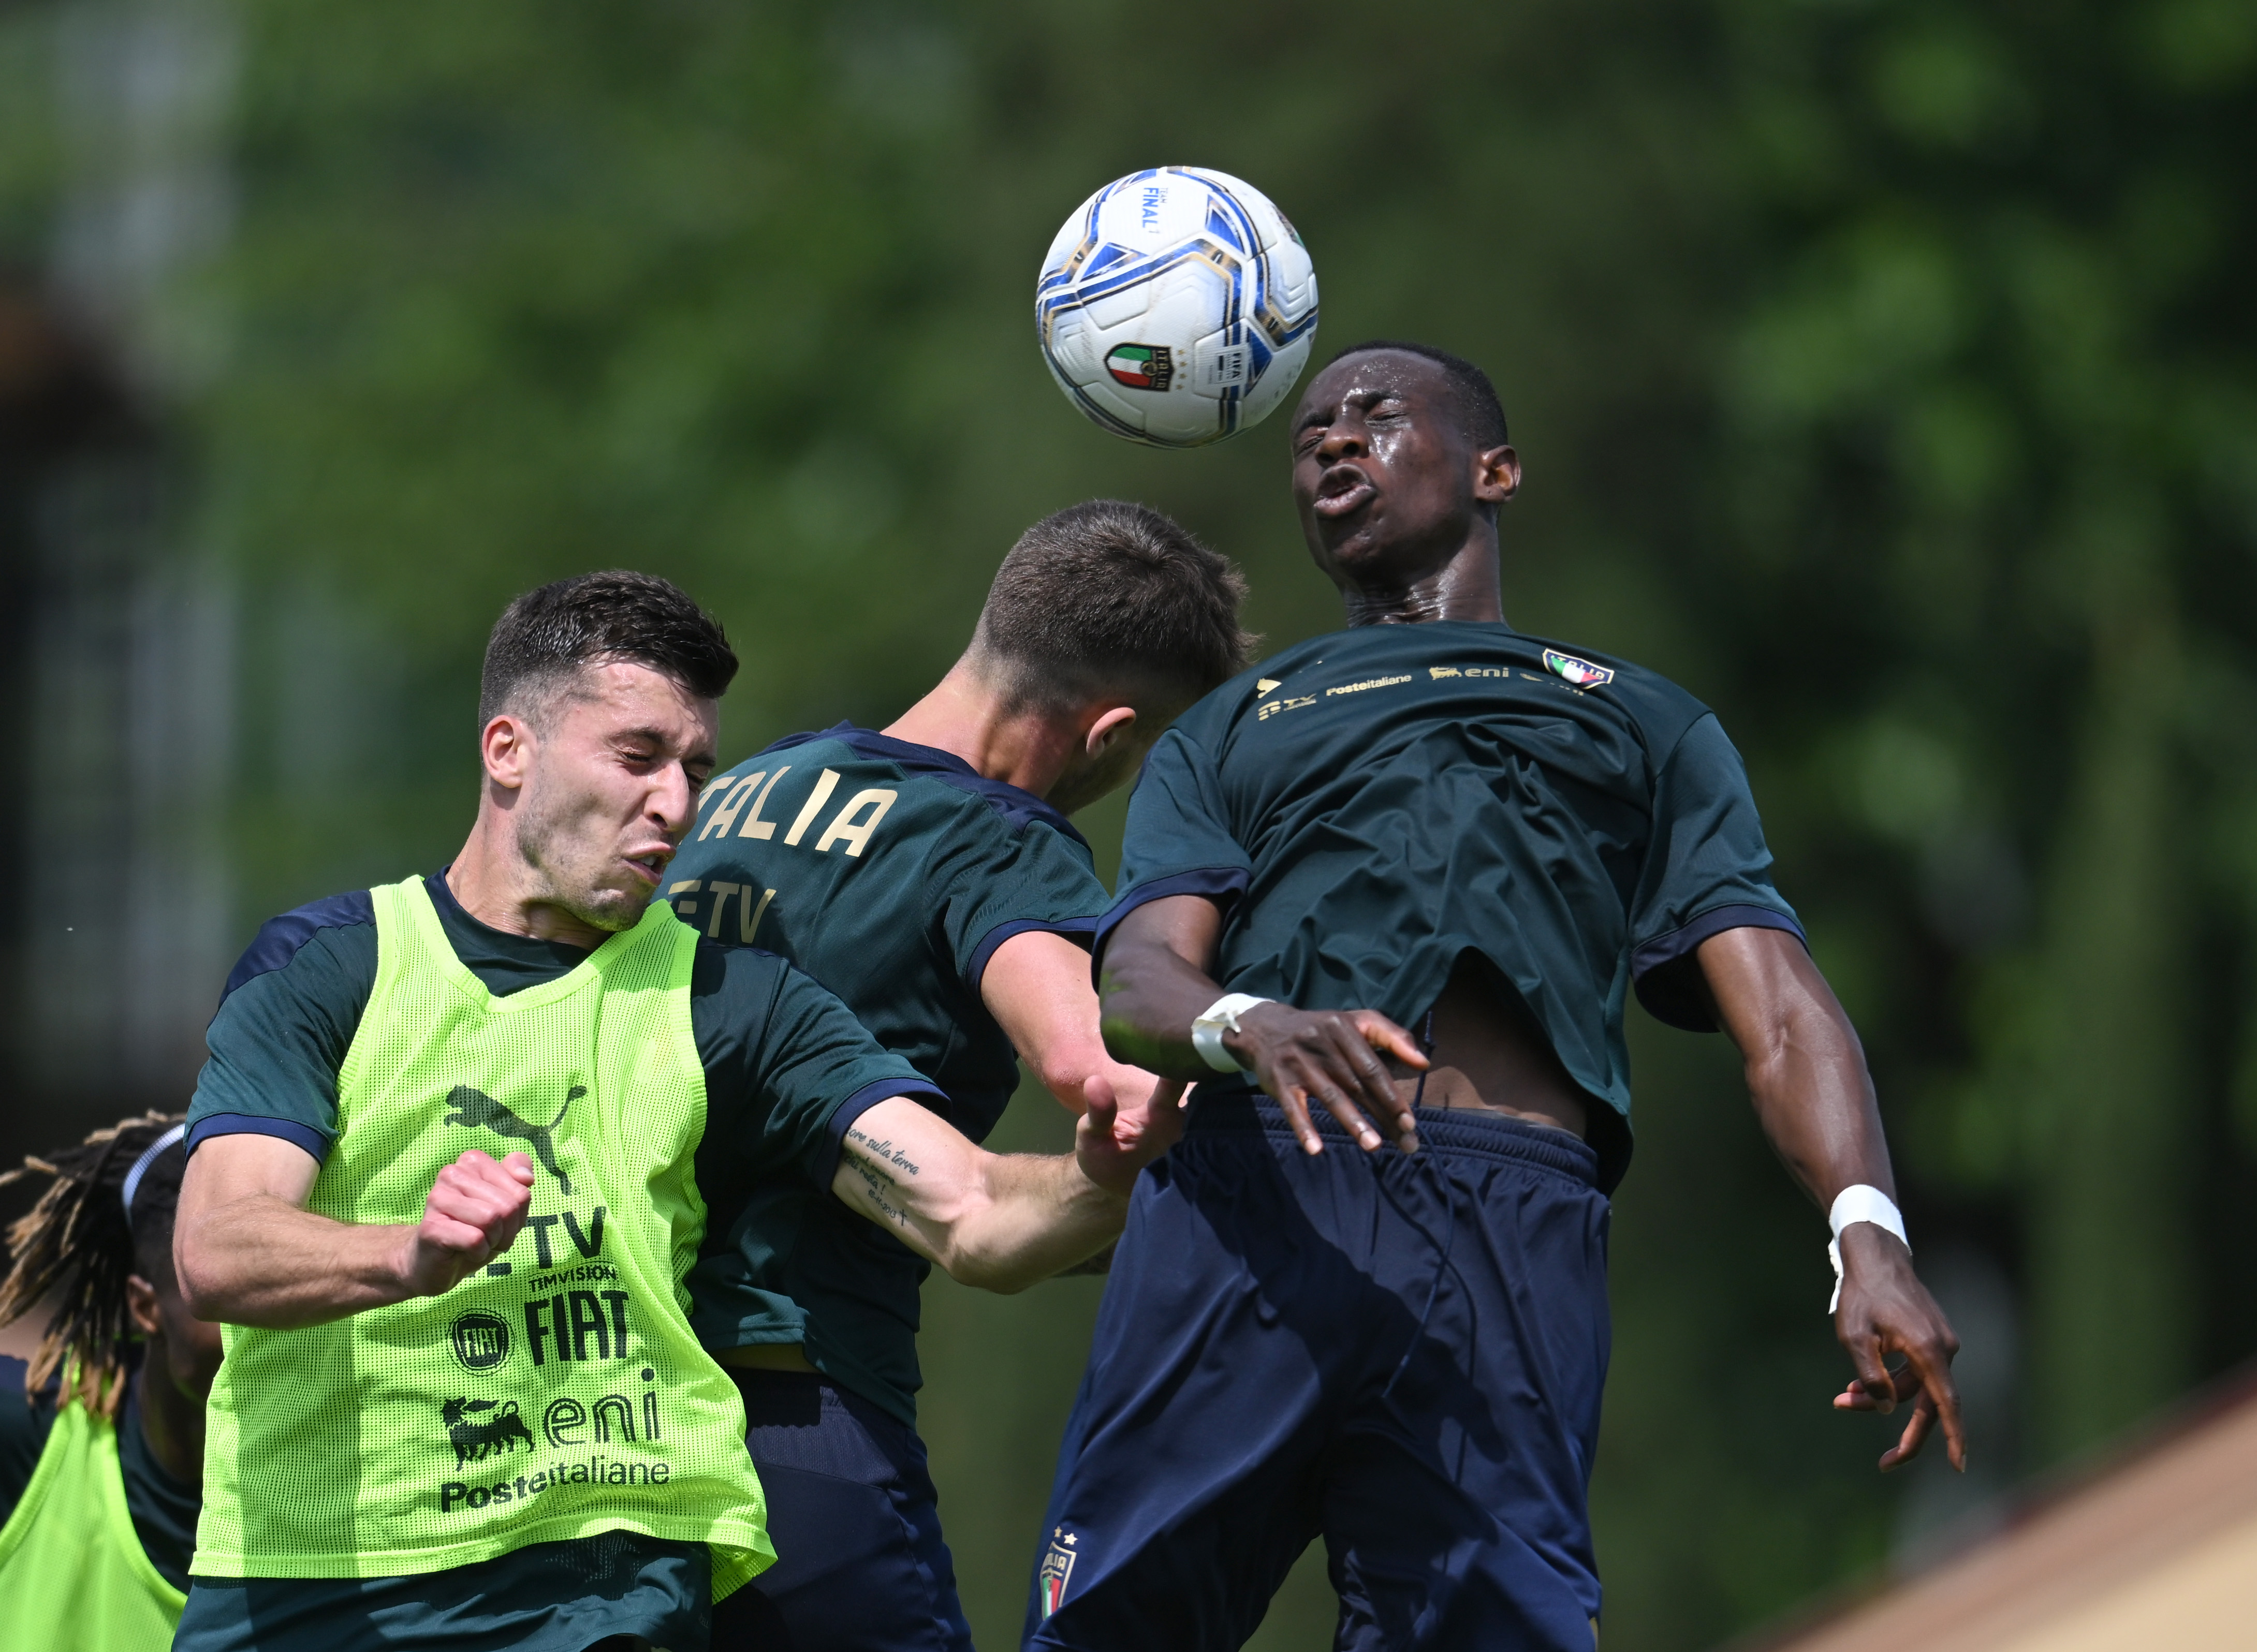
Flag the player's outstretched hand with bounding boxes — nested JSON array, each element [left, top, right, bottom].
[[1830, 1222, 1967, 1472], [1231, 1003, 1427, 1156], [402, 1149, 534, 1299], [1074, 1074, 1186, 1196]]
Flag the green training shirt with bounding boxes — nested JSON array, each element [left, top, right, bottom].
[[660, 724, 1109, 1424], [1098, 622, 1803, 1190], [179, 872, 940, 1652]]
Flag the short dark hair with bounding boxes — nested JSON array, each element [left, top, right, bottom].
[[972, 502, 1253, 712], [1327, 340, 1509, 450], [479, 571, 738, 728]]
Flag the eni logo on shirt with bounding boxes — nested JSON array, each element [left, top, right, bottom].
[[1429, 657, 1614, 694]]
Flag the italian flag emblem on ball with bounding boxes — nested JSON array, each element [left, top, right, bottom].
[[1104, 343, 1175, 391]]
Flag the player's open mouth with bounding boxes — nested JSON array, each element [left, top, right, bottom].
[[623, 851, 670, 887], [1312, 465, 1376, 519]]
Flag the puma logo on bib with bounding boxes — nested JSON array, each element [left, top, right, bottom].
[[445, 1084, 581, 1192]]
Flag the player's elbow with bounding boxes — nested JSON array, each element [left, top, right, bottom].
[[927, 1198, 1045, 1294], [1033, 1050, 1103, 1113], [1097, 1004, 1171, 1073], [946, 1255, 1041, 1295], [1742, 1001, 1866, 1104], [172, 1219, 231, 1322], [931, 1227, 1042, 1294]]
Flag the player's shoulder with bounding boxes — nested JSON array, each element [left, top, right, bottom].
[[1167, 635, 1338, 745], [684, 935, 870, 1054], [1514, 630, 1716, 748], [1174, 623, 1717, 754], [218, 887, 380, 1010], [688, 935, 795, 1001], [739, 723, 1090, 852]]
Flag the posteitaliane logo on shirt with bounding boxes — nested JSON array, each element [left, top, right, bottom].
[[1257, 669, 1420, 721]]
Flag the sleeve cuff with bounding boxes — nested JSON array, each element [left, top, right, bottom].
[[184, 1114, 332, 1164], [1630, 905, 1808, 1031], [966, 916, 1100, 994], [1090, 868, 1252, 985], [811, 1078, 951, 1190]]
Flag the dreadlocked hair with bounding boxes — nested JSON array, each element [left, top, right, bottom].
[[0, 1111, 186, 1417]]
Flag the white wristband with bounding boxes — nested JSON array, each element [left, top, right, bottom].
[[1190, 993, 1272, 1073], [1826, 1184, 1908, 1314]]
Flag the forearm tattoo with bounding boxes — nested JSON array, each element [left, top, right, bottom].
[[843, 1127, 922, 1228]]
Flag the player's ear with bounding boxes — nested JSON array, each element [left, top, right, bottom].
[[125, 1273, 163, 1339], [1475, 444, 1520, 507], [1084, 704, 1138, 758], [481, 713, 534, 790]]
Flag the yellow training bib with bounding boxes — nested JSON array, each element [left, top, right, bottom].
[[194, 877, 772, 1597]]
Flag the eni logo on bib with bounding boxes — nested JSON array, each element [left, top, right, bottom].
[[1543, 650, 1615, 689]]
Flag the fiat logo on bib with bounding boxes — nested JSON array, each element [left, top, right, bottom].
[[450, 1310, 511, 1371]]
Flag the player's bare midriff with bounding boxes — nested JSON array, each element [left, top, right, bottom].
[[1387, 953, 1589, 1141], [718, 1343, 820, 1374]]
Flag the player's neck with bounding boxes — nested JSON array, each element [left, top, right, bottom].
[[884, 661, 1075, 800], [135, 1341, 203, 1486], [1338, 537, 1507, 628], [446, 819, 613, 950]]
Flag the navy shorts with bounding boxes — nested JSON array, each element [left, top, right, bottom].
[[1024, 1095, 1610, 1652], [174, 1533, 709, 1652], [711, 1369, 973, 1652]]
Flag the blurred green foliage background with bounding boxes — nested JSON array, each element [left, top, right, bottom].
[[4, 1, 2255, 1646]]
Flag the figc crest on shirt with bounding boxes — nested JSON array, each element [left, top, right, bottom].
[[1038, 1527, 1079, 1617], [1542, 650, 1615, 689]]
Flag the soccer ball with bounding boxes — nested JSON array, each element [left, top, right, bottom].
[[1035, 167, 1320, 448]]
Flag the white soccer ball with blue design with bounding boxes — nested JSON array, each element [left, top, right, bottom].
[[1036, 167, 1320, 448]]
